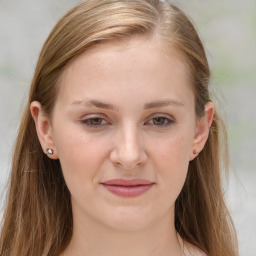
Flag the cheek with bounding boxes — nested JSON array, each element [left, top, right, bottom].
[[155, 132, 192, 170], [52, 123, 110, 190], [151, 132, 192, 199]]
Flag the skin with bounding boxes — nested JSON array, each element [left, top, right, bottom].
[[31, 36, 213, 256]]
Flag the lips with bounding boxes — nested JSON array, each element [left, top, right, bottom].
[[100, 179, 155, 197], [101, 179, 154, 186]]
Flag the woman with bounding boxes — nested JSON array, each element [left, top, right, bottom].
[[0, 0, 238, 255]]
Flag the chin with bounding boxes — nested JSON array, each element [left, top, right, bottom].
[[102, 207, 154, 232]]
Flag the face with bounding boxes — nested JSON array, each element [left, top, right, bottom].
[[34, 36, 211, 232]]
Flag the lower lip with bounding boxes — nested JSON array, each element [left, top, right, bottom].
[[101, 184, 154, 197]]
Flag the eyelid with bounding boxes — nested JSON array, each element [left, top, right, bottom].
[[147, 113, 174, 121], [145, 113, 175, 127], [80, 114, 111, 128], [81, 113, 106, 119], [80, 113, 175, 129]]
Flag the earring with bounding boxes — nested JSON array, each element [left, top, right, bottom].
[[193, 149, 198, 155], [46, 148, 53, 155]]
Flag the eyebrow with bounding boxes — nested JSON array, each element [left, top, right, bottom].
[[71, 99, 184, 110], [144, 99, 184, 109], [71, 99, 117, 110]]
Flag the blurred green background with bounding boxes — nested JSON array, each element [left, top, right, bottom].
[[0, 0, 255, 255]]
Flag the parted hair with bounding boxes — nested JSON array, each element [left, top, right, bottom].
[[0, 1, 238, 255]]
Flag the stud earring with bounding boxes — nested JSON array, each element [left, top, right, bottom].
[[46, 148, 53, 155], [193, 149, 198, 155]]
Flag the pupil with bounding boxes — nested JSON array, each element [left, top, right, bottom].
[[91, 118, 101, 125], [154, 117, 164, 125]]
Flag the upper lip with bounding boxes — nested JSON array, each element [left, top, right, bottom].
[[101, 179, 155, 186]]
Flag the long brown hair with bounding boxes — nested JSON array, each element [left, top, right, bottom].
[[0, 1, 238, 255]]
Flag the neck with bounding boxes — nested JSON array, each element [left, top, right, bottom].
[[61, 206, 184, 256]]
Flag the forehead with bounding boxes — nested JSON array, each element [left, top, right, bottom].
[[57, 36, 193, 106], [61, 35, 189, 76]]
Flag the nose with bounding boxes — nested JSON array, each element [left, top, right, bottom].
[[109, 124, 148, 170]]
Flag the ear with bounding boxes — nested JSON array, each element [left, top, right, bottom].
[[30, 101, 59, 159], [189, 101, 214, 161]]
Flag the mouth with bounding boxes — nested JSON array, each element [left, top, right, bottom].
[[100, 179, 155, 197]]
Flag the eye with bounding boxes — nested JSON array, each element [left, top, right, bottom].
[[81, 116, 109, 128], [145, 116, 174, 127]]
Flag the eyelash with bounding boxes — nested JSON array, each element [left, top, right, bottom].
[[80, 114, 174, 129]]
